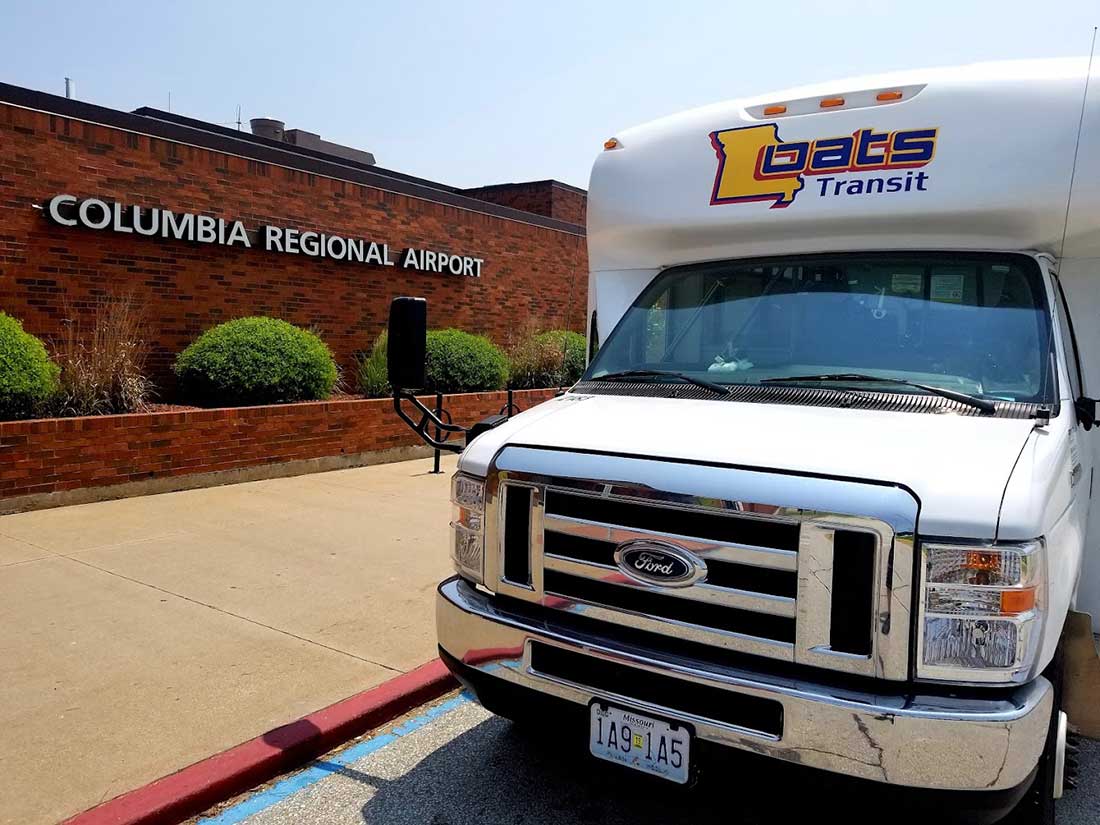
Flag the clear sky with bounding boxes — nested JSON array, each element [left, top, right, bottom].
[[1, 0, 1096, 189]]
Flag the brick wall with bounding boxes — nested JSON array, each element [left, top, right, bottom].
[[0, 388, 557, 505], [462, 180, 587, 227], [548, 185, 587, 227], [0, 102, 588, 395]]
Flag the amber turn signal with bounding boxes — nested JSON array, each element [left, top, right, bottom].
[[1000, 588, 1037, 615], [964, 551, 1001, 572]]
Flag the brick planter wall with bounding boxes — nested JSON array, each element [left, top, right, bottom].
[[0, 388, 557, 513]]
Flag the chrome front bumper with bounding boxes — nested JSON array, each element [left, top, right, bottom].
[[438, 577, 1052, 792]]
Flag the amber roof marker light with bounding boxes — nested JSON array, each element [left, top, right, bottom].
[[763, 104, 787, 116], [877, 90, 904, 102], [603, 137, 621, 151], [820, 97, 845, 108]]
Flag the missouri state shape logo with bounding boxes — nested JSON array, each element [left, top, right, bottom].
[[709, 123, 938, 209]]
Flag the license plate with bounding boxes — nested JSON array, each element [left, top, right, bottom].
[[589, 703, 690, 784]]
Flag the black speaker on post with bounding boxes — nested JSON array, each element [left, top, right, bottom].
[[387, 297, 427, 391]]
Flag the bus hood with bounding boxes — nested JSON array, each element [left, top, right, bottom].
[[460, 393, 1039, 538]]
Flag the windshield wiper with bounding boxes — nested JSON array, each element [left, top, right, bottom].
[[760, 373, 996, 414], [590, 369, 731, 396]]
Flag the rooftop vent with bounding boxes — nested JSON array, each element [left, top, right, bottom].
[[248, 117, 374, 166], [249, 117, 285, 141]]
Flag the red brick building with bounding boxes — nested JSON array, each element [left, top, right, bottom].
[[0, 82, 588, 394]]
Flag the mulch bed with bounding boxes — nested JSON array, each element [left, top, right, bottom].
[[142, 392, 365, 415]]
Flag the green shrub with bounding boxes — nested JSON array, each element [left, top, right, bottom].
[[424, 329, 508, 393], [174, 317, 337, 406], [357, 330, 390, 398], [508, 329, 586, 389], [0, 312, 59, 419]]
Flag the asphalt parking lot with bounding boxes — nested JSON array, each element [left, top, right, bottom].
[[197, 691, 1100, 825]]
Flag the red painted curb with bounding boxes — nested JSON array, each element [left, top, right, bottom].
[[63, 658, 456, 825]]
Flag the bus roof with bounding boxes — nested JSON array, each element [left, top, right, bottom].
[[587, 58, 1100, 273]]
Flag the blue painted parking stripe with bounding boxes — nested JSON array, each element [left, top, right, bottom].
[[198, 693, 471, 824]]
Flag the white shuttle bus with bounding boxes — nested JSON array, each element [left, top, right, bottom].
[[389, 58, 1100, 823]]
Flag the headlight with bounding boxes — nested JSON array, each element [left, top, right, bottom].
[[918, 540, 1044, 683], [450, 473, 486, 584]]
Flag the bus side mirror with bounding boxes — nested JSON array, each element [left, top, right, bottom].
[[1075, 397, 1097, 431], [388, 297, 427, 391]]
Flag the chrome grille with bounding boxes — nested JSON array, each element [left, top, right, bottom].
[[484, 446, 917, 680], [542, 491, 797, 644]]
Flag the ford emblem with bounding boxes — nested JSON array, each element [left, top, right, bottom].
[[614, 540, 707, 588]]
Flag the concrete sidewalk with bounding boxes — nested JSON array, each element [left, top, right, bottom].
[[0, 455, 458, 825]]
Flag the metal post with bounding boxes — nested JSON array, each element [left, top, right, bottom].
[[507, 389, 514, 418], [431, 391, 443, 474]]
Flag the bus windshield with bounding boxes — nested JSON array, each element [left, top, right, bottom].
[[584, 253, 1055, 403]]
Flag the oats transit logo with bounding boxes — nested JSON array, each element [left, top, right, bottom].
[[709, 123, 938, 209]]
